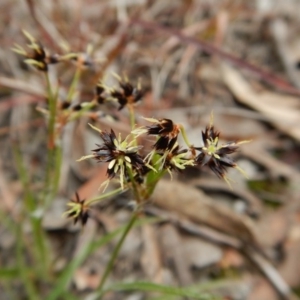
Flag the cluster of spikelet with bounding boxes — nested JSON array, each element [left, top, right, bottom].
[[14, 31, 249, 226]]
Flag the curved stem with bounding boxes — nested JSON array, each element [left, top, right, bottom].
[[179, 124, 192, 148], [86, 187, 124, 206], [97, 212, 139, 294]]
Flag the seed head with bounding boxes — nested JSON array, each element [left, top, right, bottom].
[[159, 143, 194, 176], [95, 84, 106, 104], [110, 75, 144, 110], [92, 129, 145, 189], [195, 124, 247, 180], [12, 30, 59, 72], [138, 118, 180, 152], [64, 193, 89, 226]]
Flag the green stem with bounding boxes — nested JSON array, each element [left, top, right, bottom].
[[16, 225, 39, 300], [66, 67, 81, 103], [44, 73, 58, 206], [45, 73, 56, 144], [86, 187, 124, 206], [126, 167, 141, 203], [129, 106, 135, 131], [144, 154, 166, 199], [145, 169, 166, 199], [13, 145, 48, 277], [179, 125, 192, 148], [128, 105, 138, 146], [43, 74, 63, 209], [52, 145, 62, 197], [68, 101, 97, 122], [96, 212, 139, 294]]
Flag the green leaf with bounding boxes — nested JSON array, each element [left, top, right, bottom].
[[0, 268, 18, 279], [104, 281, 218, 300], [47, 217, 160, 300]]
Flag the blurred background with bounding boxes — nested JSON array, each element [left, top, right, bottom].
[[1, 0, 300, 299]]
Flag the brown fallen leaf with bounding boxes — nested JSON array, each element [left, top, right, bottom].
[[159, 224, 193, 285], [191, 177, 263, 217], [269, 19, 300, 89], [253, 210, 290, 249], [140, 224, 164, 284], [221, 64, 300, 141], [241, 140, 300, 197], [248, 279, 279, 300], [151, 179, 257, 245], [180, 234, 223, 270], [74, 267, 101, 291], [150, 179, 292, 299], [220, 248, 244, 269], [0, 76, 44, 97], [0, 158, 18, 216], [279, 224, 300, 288], [75, 167, 108, 201]]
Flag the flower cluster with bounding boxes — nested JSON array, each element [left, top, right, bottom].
[[76, 116, 248, 199], [159, 143, 194, 177], [146, 118, 180, 151], [96, 75, 144, 110], [92, 129, 145, 188], [72, 116, 248, 226], [64, 193, 89, 226], [12, 30, 59, 72], [78, 124, 146, 191], [110, 75, 144, 110], [194, 124, 248, 181], [14, 33, 249, 226]]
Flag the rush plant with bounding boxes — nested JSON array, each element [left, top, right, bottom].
[[12, 31, 248, 299]]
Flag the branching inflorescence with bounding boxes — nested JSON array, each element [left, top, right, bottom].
[[14, 31, 249, 227]]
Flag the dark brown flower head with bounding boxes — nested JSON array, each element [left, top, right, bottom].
[[65, 193, 89, 226], [95, 84, 106, 104], [147, 118, 174, 135], [110, 76, 144, 110], [195, 125, 246, 179], [154, 136, 177, 152], [91, 128, 145, 188], [146, 118, 180, 151], [13, 31, 59, 72], [159, 143, 194, 174], [60, 101, 72, 110], [134, 165, 151, 184]]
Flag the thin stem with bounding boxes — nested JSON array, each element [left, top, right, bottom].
[[45, 72, 56, 150], [145, 168, 166, 199], [86, 187, 124, 206], [97, 212, 139, 294], [13, 145, 48, 276], [129, 105, 135, 131], [127, 167, 141, 203], [128, 105, 138, 146], [43, 75, 63, 209], [66, 66, 81, 103], [143, 153, 166, 199], [179, 124, 192, 148], [16, 225, 39, 300], [44, 73, 58, 206], [52, 145, 62, 197], [68, 101, 97, 122]]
